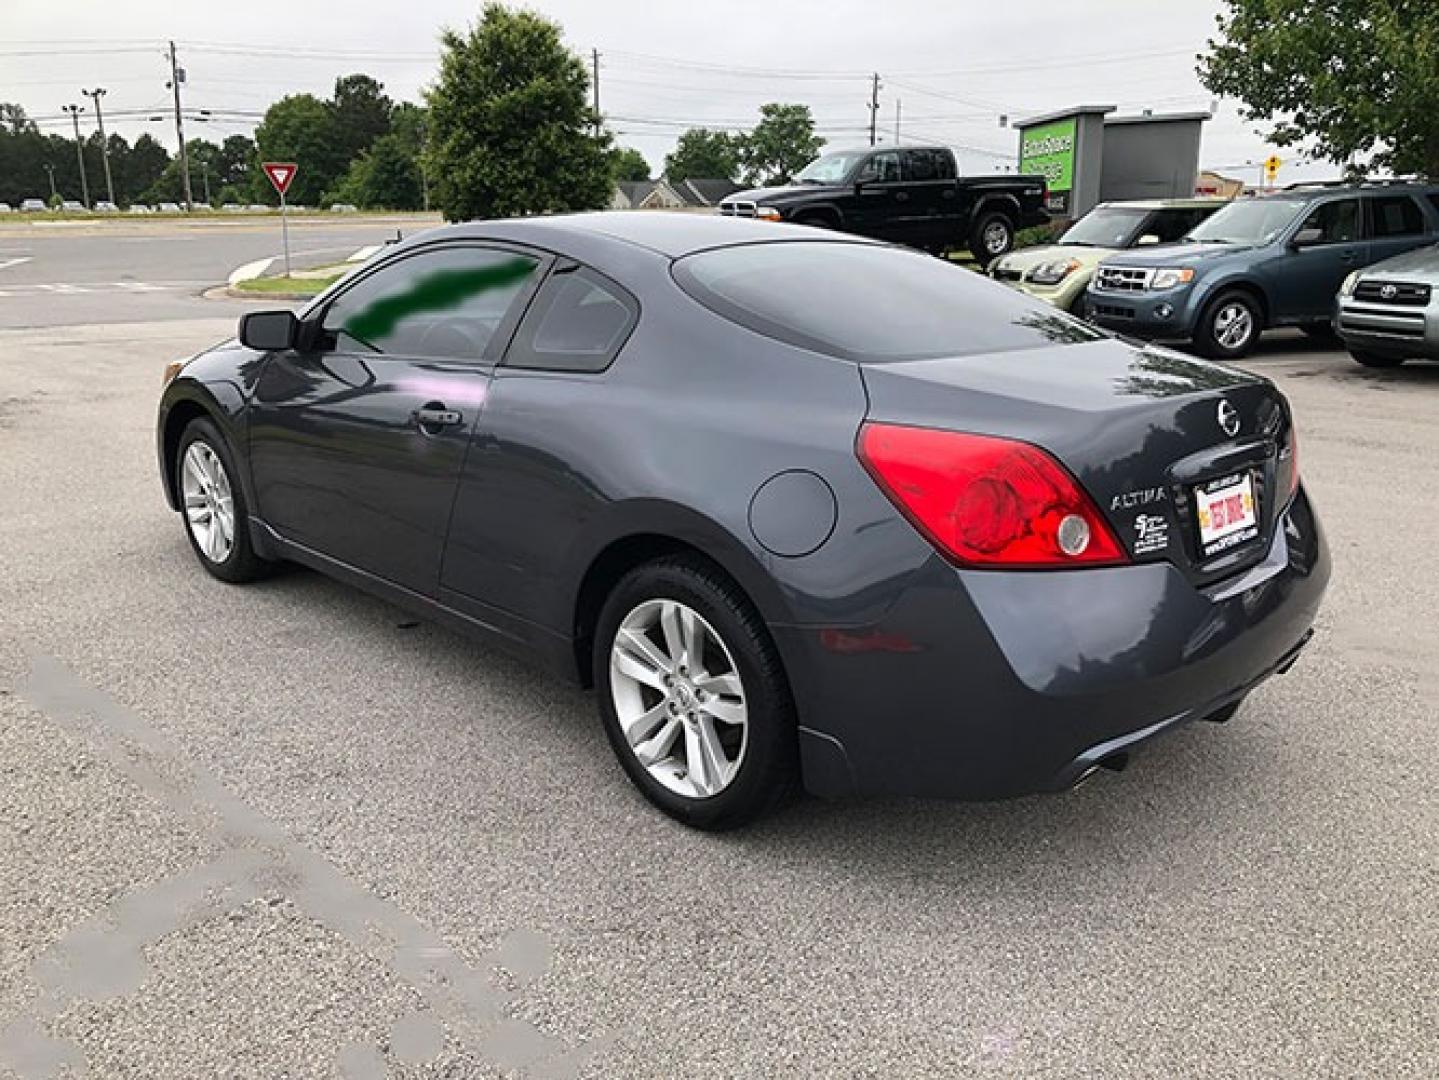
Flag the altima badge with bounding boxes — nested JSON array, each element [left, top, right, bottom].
[[1217, 400, 1241, 437]]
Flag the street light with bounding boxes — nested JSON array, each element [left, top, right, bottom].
[[60, 103, 90, 209], [81, 87, 116, 206]]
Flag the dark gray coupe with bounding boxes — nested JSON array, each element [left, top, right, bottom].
[[157, 212, 1329, 829]]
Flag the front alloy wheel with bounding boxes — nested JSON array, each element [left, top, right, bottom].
[[609, 598, 748, 799], [182, 441, 236, 564]]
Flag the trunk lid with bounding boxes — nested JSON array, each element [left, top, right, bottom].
[[859, 337, 1294, 585]]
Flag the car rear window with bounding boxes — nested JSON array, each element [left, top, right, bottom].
[[673, 241, 1103, 363]]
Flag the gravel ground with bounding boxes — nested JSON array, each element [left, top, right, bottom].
[[0, 318, 1435, 1078]]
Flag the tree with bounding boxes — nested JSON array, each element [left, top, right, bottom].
[[216, 135, 256, 189], [327, 133, 424, 210], [609, 146, 650, 183], [253, 93, 346, 204], [330, 74, 393, 163], [1199, 0, 1439, 177], [663, 128, 739, 183], [739, 104, 823, 186], [423, 3, 612, 221], [121, 134, 170, 204]]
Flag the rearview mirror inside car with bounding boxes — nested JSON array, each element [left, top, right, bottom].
[[1136, 234, 1161, 246], [1290, 227, 1324, 248], [238, 310, 299, 352]]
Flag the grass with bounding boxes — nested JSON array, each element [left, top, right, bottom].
[[231, 271, 347, 297]]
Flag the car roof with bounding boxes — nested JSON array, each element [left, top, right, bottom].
[[1093, 198, 1229, 211], [443, 210, 877, 260]]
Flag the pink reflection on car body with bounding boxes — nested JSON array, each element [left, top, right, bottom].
[[394, 376, 490, 407]]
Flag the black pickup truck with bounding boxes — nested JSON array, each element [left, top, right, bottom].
[[719, 146, 1048, 264]]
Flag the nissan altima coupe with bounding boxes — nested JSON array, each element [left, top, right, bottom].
[[157, 212, 1329, 829]]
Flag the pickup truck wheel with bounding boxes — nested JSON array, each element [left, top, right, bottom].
[[1196, 290, 1262, 360], [1349, 349, 1405, 369], [969, 212, 1014, 266]]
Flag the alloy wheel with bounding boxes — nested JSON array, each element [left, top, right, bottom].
[[181, 441, 236, 564], [608, 598, 749, 799], [983, 221, 1010, 255], [1213, 302, 1254, 351]]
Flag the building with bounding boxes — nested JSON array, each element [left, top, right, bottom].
[[611, 178, 741, 211], [1015, 105, 1211, 220]]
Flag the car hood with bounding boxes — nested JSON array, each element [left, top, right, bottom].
[[997, 244, 1116, 274], [723, 183, 844, 205], [1100, 241, 1252, 267], [1359, 243, 1439, 279]]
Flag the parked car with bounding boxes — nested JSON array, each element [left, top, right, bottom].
[[719, 146, 1048, 264], [246, 204, 271, 213], [94, 200, 119, 213], [1087, 181, 1439, 358], [19, 198, 47, 212], [1334, 242, 1439, 367], [128, 204, 155, 215], [329, 202, 358, 213], [0, 202, 12, 214], [220, 203, 246, 213], [58, 200, 88, 213], [991, 198, 1225, 314], [155, 201, 182, 213], [156, 213, 1328, 828]]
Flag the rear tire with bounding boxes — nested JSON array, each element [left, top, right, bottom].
[[593, 556, 798, 830], [1349, 349, 1405, 368], [968, 211, 1014, 266], [176, 418, 271, 583], [1195, 289, 1262, 360]]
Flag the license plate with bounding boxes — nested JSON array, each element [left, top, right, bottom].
[[1194, 472, 1259, 557]]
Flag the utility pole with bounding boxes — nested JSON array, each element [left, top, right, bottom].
[[61, 104, 90, 208], [200, 160, 211, 205], [894, 99, 902, 146], [868, 73, 882, 147], [43, 163, 57, 201], [82, 88, 116, 205], [591, 48, 601, 136], [167, 41, 194, 211]]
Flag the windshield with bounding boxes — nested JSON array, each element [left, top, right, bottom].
[[793, 152, 869, 184], [1187, 198, 1307, 245], [1059, 207, 1150, 248], [673, 241, 1104, 363]]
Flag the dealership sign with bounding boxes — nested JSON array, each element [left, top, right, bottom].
[[1020, 118, 1077, 214]]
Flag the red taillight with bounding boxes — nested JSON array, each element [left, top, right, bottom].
[[857, 422, 1128, 569]]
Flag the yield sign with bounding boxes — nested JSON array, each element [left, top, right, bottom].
[[262, 162, 298, 197]]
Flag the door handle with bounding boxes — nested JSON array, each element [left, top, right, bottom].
[[413, 403, 463, 431]]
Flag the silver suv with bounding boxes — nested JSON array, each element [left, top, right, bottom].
[[1335, 244, 1439, 368]]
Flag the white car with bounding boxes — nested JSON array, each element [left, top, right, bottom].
[[128, 204, 155, 215], [329, 203, 358, 214], [246, 204, 271, 213], [220, 204, 246, 213], [192, 201, 212, 212], [94, 200, 119, 213], [20, 199, 47, 212], [156, 202, 182, 213], [0, 202, 12, 214], [59, 200, 88, 213]]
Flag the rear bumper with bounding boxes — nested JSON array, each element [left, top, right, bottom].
[[1334, 297, 1439, 358], [782, 487, 1330, 800]]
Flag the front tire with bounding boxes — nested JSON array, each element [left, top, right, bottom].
[[1196, 290, 1262, 360], [969, 211, 1014, 266], [593, 556, 798, 830], [176, 418, 271, 583], [1349, 349, 1405, 369]]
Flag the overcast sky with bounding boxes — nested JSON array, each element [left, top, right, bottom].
[[3, 0, 1336, 185]]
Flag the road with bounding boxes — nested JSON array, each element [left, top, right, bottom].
[[1, 226, 1436, 1079], [0, 214, 439, 329]]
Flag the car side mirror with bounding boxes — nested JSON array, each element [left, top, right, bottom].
[[238, 309, 299, 351], [1290, 227, 1324, 248], [1135, 234, 1161, 246]]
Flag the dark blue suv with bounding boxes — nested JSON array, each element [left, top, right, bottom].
[[1087, 182, 1439, 358]]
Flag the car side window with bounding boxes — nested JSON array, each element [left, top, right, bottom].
[[321, 246, 541, 360], [504, 266, 638, 374], [858, 152, 901, 183], [1297, 199, 1360, 244], [1369, 195, 1425, 238], [902, 150, 952, 182]]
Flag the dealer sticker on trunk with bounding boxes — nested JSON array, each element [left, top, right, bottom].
[[1195, 472, 1259, 558]]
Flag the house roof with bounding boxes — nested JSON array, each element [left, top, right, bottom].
[[677, 178, 742, 207]]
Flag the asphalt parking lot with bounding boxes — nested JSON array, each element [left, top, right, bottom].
[[1, 222, 1436, 1079]]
